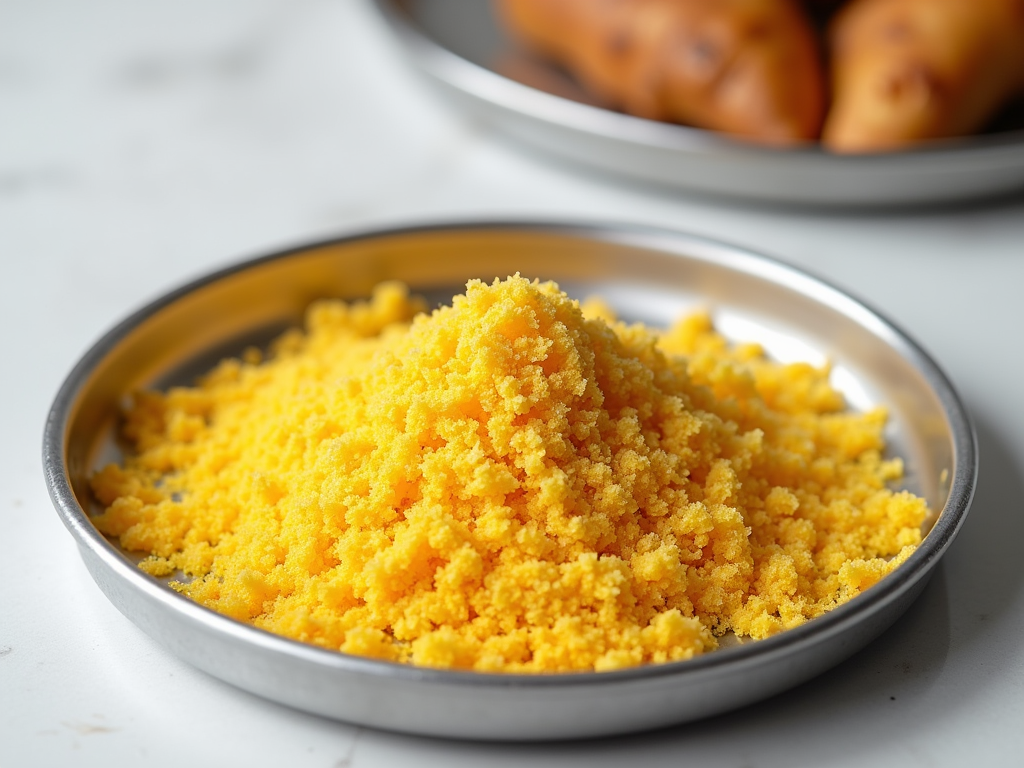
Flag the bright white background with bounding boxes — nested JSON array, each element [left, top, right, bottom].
[[3, 1, 1023, 765]]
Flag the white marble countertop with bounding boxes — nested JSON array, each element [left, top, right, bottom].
[[4, 1, 1024, 765]]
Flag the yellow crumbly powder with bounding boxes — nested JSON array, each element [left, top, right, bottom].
[[91, 275, 927, 673]]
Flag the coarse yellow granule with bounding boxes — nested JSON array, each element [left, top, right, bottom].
[[91, 275, 928, 672]]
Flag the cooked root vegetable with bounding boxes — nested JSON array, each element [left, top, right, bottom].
[[498, 0, 826, 145], [823, 0, 1024, 152]]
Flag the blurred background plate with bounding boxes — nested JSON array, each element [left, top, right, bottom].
[[372, 0, 1024, 207]]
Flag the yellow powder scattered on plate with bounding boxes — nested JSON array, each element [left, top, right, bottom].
[[91, 275, 928, 673]]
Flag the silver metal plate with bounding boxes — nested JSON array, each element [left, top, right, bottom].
[[44, 222, 976, 740], [372, 0, 1024, 207]]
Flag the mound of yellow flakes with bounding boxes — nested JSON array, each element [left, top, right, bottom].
[[92, 275, 927, 672]]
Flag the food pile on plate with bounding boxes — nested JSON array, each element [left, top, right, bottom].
[[90, 277, 928, 672], [498, 0, 1024, 151]]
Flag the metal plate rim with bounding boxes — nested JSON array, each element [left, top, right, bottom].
[[43, 219, 978, 736]]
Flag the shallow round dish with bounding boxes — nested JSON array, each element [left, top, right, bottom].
[[372, 0, 1024, 207], [44, 221, 976, 740]]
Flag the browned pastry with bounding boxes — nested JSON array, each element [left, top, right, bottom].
[[823, 0, 1024, 152], [498, 0, 826, 145]]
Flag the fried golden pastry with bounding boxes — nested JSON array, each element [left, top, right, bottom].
[[498, 0, 826, 145], [823, 0, 1024, 152]]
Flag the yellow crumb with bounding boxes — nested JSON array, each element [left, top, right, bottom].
[[91, 276, 928, 672]]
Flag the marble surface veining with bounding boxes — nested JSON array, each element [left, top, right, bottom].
[[3, 1, 1023, 766]]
